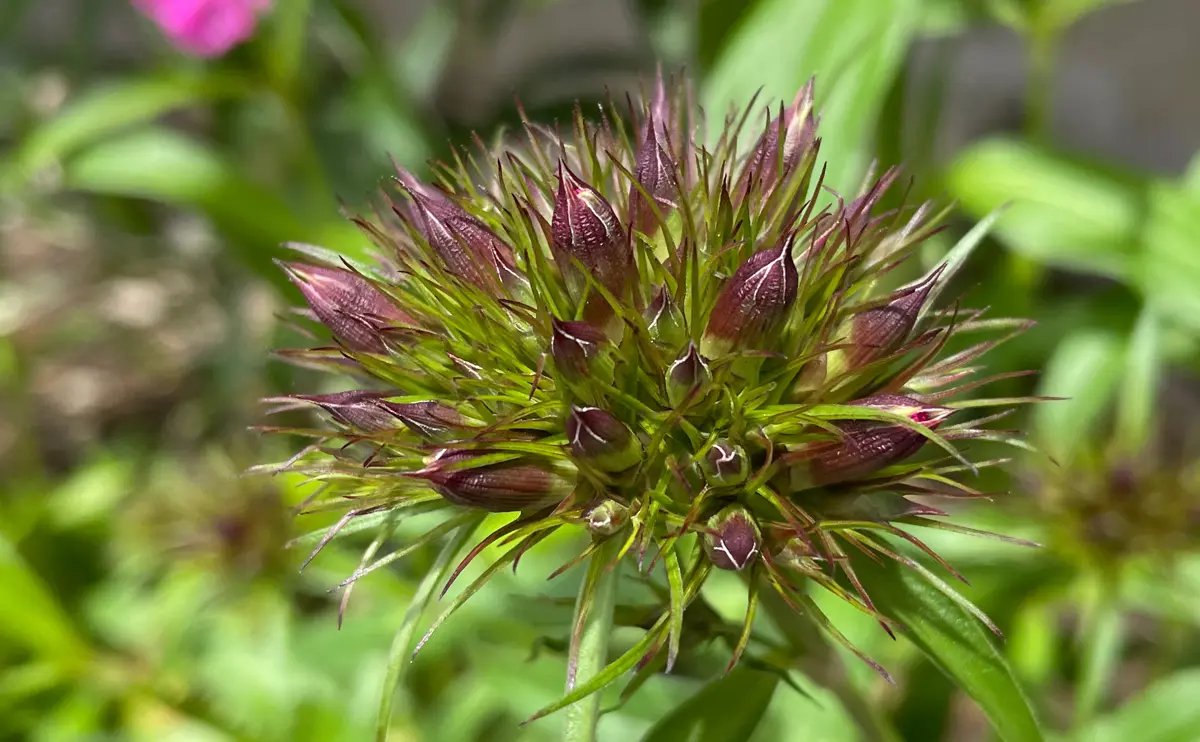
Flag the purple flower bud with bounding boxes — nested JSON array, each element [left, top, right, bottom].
[[845, 267, 942, 368], [701, 241, 798, 356], [551, 161, 632, 300], [379, 400, 467, 438], [286, 390, 399, 433], [550, 320, 613, 383], [282, 262, 413, 353], [666, 342, 712, 407], [703, 505, 761, 571], [585, 498, 630, 536], [701, 440, 750, 487], [797, 394, 956, 486], [644, 287, 687, 350], [740, 79, 817, 194], [397, 180, 522, 294], [413, 454, 576, 512], [629, 74, 679, 236], [566, 407, 642, 472]]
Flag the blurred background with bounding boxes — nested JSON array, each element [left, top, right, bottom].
[[2, 0, 1199, 740]]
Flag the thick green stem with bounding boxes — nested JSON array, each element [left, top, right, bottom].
[[562, 557, 619, 742]]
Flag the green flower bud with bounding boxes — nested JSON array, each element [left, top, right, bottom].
[[666, 342, 712, 407]]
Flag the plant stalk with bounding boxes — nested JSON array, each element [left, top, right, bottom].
[[562, 554, 620, 742]]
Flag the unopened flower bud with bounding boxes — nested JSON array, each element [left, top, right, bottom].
[[566, 407, 642, 472], [701, 241, 798, 357], [703, 506, 761, 571], [740, 78, 817, 194], [629, 73, 678, 236], [585, 499, 630, 536], [398, 179, 522, 294], [379, 400, 467, 438], [413, 454, 575, 512], [795, 394, 956, 487], [286, 390, 399, 433], [551, 161, 632, 300], [282, 262, 412, 353], [701, 440, 750, 487], [666, 342, 712, 407], [644, 287, 687, 350], [550, 319, 613, 384], [845, 268, 941, 368]]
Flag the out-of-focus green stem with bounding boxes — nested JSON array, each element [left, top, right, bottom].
[[562, 557, 619, 742], [1073, 579, 1124, 734], [1024, 21, 1059, 144]]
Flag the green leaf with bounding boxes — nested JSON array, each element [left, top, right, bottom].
[[0, 534, 91, 669], [1, 72, 251, 188], [640, 666, 780, 742], [702, 0, 919, 195], [1077, 669, 1200, 742], [855, 555, 1045, 742], [1033, 328, 1124, 464], [61, 127, 366, 286], [945, 139, 1141, 278], [1114, 308, 1159, 455]]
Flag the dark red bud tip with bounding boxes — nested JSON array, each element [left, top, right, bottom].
[[666, 342, 712, 407], [412, 454, 575, 512], [701, 242, 798, 356], [281, 262, 412, 353], [551, 161, 631, 298], [397, 181, 522, 293], [703, 506, 761, 571], [550, 319, 611, 382], [566, 406, 642, 472], [847, 267, 944, 368]]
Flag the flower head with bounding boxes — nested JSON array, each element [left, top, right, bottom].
[[134, 0, 271, 57], [262, 72, 1037, 723]]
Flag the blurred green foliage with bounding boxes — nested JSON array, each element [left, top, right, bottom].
[[2, 0, 1199, 740]]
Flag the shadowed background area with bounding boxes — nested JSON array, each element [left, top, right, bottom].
[[2, 1, 1199, 741]]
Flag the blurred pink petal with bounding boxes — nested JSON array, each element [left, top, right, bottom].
[[133, 0, 272, 58]]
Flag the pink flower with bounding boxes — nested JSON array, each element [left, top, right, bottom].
[[133, 0, 272, 58]]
